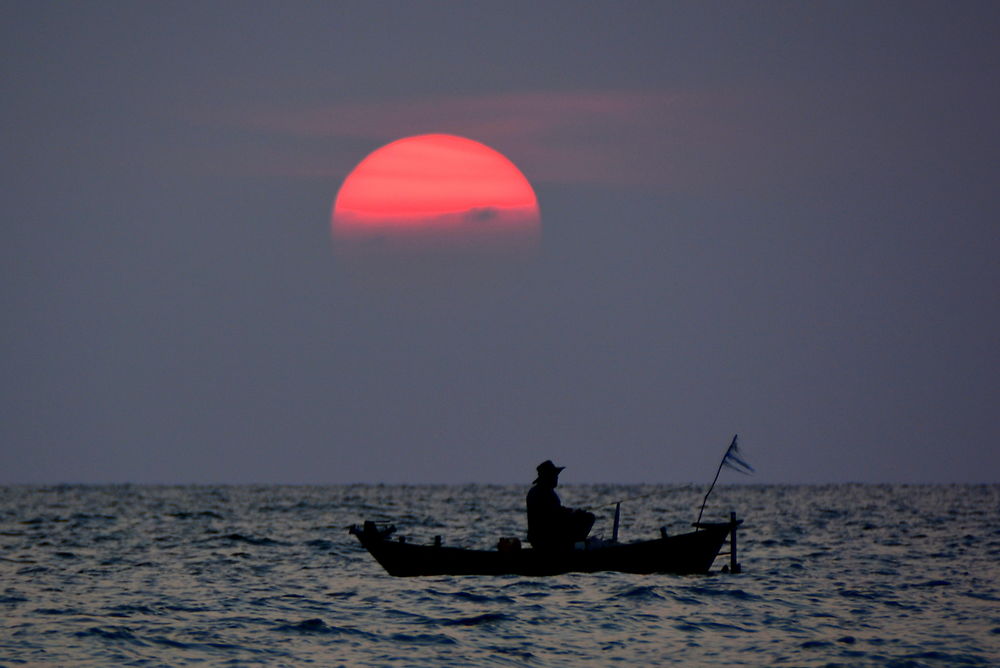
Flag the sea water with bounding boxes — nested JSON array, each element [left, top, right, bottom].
[[1, 484, 997, 666]]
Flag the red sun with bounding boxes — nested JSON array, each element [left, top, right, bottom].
[[332, 134, 540, 255]]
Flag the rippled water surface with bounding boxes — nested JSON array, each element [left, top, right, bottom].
[[1, 484, 998, 666]]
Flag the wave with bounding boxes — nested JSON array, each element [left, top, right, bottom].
[[168, 510, 223, 520], [442, 612, 509, 627], [275, 618, 380, 641], [685, 586, 761, 601], [612, 585, 665, 601], [218, 533, 286, 546], [105, 604, 163, 617], [304, 538, 334, 550], [75, 625, 145, 645], [388, 632, 457, 645], [430, 589, 515, 604]]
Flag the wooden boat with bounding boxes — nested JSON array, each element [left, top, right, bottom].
[[349, 514, 742, 577]]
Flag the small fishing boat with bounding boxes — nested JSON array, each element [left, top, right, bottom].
[[349, 513, 742, 577]]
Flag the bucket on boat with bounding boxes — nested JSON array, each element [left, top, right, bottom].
[[497, 537, 522, 552]]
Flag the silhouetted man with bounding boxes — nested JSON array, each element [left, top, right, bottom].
[[526, 460, 596, 550]]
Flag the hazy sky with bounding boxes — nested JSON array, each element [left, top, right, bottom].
[[3, 2, 998, 484]]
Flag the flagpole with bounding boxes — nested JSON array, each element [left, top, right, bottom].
[[696, 434, 738, 526]]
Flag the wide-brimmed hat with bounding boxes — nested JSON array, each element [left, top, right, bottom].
[[534, 460, 565, 483]]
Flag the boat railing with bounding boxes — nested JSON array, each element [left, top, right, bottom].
[[349, 521, 396, 543], [692, 511, 743, 574]]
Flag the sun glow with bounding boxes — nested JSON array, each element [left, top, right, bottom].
[[332, 134, 540, 254]]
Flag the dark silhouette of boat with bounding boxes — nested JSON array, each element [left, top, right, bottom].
[[349, 514, 742, 577]]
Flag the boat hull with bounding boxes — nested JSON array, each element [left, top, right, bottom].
[[350, 521, 736, 577]]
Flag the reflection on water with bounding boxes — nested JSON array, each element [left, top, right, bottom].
[[1, 484, 997, 665]]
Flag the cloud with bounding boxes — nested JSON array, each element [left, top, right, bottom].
[[466, 207, 499, 224], [184, 84, 927, 196], [182, 90, 710, 188]]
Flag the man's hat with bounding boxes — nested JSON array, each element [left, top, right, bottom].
[[534, 460, 565, 483]]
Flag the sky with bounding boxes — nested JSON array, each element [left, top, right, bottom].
[[3, 1, 999, 484]]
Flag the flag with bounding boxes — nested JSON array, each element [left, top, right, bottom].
[[695, 434, 753, 525], [721, 435, 754, 475]]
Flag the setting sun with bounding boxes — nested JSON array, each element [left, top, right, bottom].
[[332, 134, 540, 254]]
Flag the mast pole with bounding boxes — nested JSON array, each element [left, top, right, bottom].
[[696, 453, 727, 526], [612, 502, 621, 542], [729, 511, 739, 573]]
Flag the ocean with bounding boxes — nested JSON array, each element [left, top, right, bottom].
[[1, 484, 997, 666]]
